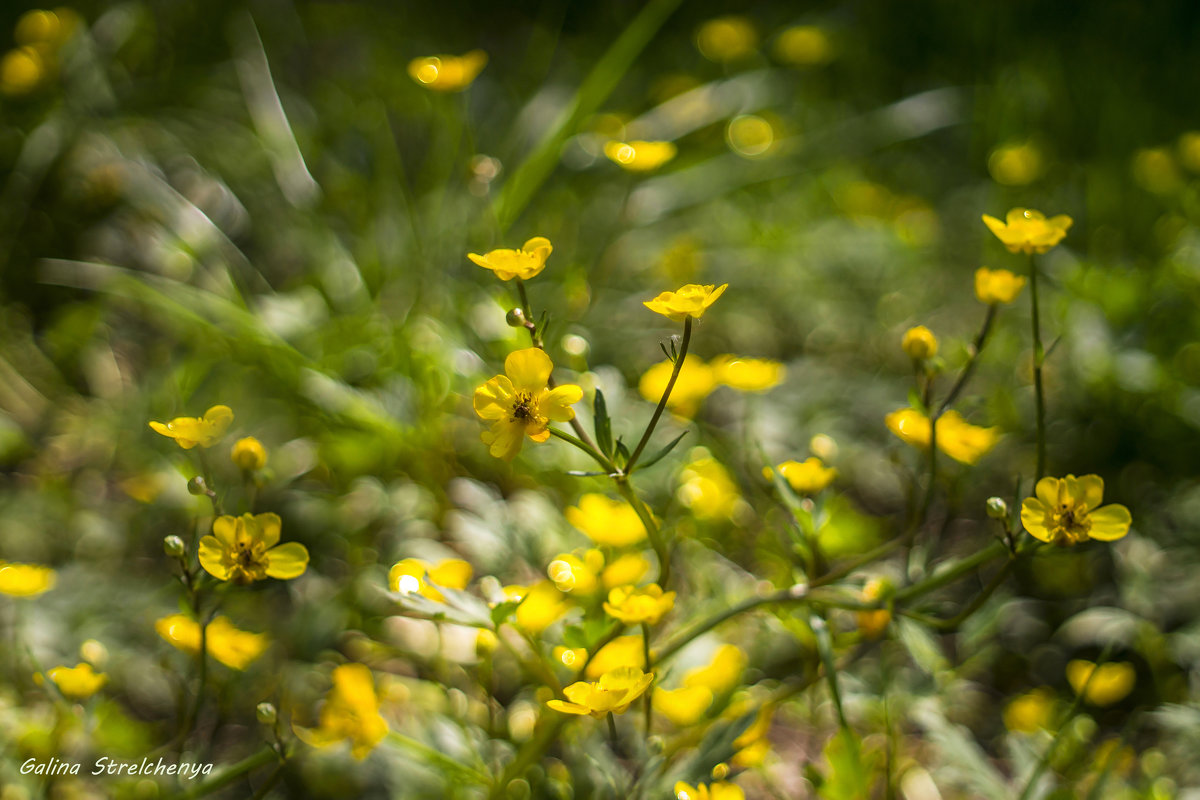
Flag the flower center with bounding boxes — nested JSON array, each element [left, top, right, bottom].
[[510, 390, 537, 422], [1053, 503, 1091, 544]]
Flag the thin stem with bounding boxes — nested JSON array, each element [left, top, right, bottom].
[[387, 731, 490, 784], [196, 449, 224, 516], [641, 622, 652, 738], [614, 479, 670, 587], [937, 305, 998, 415], [549, 427, 616, 473], [1029, 254, 1047, 481], [898, 557, 1015, 630], [626, 316, 692, 472], [178, 746, 279, 799], [607, 712, 619, 753]]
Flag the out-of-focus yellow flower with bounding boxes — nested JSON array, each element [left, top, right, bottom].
[[553, 646, 587, 670], [774, 25, 833, 66], [468, 236, 552, 281], [981, 208, 1072, 254], [1131, 148, 1182, 195], [294, 664, 388, 759], [43, 664, 106, 700], [566, 494, 647, 546], [639, 356, 717, 419], [696, 16, 757, 62], [975, 267, 1027, 305], [119, 474, 164, 504], [16, 9, 78, 49], [155, 615, 269, 670], [0, 47, 43, 95], [677, 457, 740, 520], [585, 635, 645, 679], [547, 666, 654, 717], [1020, 475, 1131, 546], [388, 558, 473, 601], [603, 140, 677, 171], [988, 142, 1044, 186], [515, 581, 569, 634], [548, 551, 603, 595], [603, 584, 675, 625], [230, 436, 267, 470], [408, 50, 487, 92], [674, 781, 745, 800], [198, 512, 309, 583], [710, 355, 785, 392], [149, 405, 233, 449], [885, 408, 1000, 465], [0, 561, 56, 597], [653, 686, 712, 726], [682, 644, 746, 694], [901, 325, 938, 360], [766, 457, 837, 495], [1066, 660, 1135, 706], [602, 552, 650, 589], [474, 348, 582, 461], [726, 115, 775, 158], [643, 283, 728, 322], [732, 704, 773, 767], [660, 237, 703, 283], [855, 578, 891, 639], [1179, 132, 1200, 173], [1003, 687, 1056, 733]]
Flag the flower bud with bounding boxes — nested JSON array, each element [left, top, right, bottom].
[[256, 702, 277, 725], [163, 535, 186, 558], [986, 496, 1009, 519], [231, 436, 267, 471], [186, 476, 208, 496], [901, 325, 938, 360], [506, 307, 528, 327], [476, 629, 499, 657]]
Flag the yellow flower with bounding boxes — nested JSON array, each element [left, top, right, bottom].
[[1066, 660, 1135, 707], [601, 552, 650, 589], [682, 644, 746, 694], [294, 664, 388, 759], [585, 635, 646, 680], [643, 283, 728, 322], [696, 16, 757, 62], [547, 666, 654, 717], [230, 436, 267, 470], [15, 9, 79, 49], [710, 355, 785, 392], [975, 267, 1027, 305], [198, 512, 309, 583], [514, 581, 569, 634], [653, 686, 713, 726], [855, 578, 892, 639], [407, 50, 487, 92], [603, 140, 677, 172], [885, 408, 1000, 465], [1003, 687, 1056, 733], [732, 704, 773, 767], [0, 561, 56, 597], [774, 25, 833, 66], [566, 494, 647, 546], [677, 457, 740, 520], [553, 646, 588, 670], [638, 356, 717, 418], [603, 584, 675, 625], [981, 208, 1072, 254], [547, 551, 602, 595], [766, 457, 837, 495], [901, 325, 938, 360], [0, 47, 44, 95], [473, 348, 583, 461], [674, 781, 745, 800], [467, 237, 553, 281], [988, 142, 1044, 186], [148, 405, 234, 449], [1020, 475, 1132, 546], [155, 615, 269, 670], [388, 558, 473, 601], [43, 664, 106, 700]]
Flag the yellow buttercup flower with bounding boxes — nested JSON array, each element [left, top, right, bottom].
[[696, 16, 757, 62], [638, 355, 717, 419], [974, 267, 1027, 305], [155, 615, 269, 670], [585, 635, 646, 679], [601, 552, 650, 590], [0, 47, 43, 95], [566, 494, 648, 546], [885, 408, 1000, 465], [408, 50, 487, 92], [855, 577, 891, 639], [389, 558, 473, 601], [1020, 475, 1131, 545], [731, 704, 773, 767], [294, 664, 388, 759], [603, 584, 675, 625], [149, 405, 233, 449], [467, 237, 553, 281], [514, 581, 569, 634], [682, 644, 746, 694], [710, 355, 785, 392], [474, 348, 583, 461], [653, 686, 713, 726], [547, 551, 603, 595], [1003, 687, 1056, 733], [230, 436, 267, 470], [674, 781, 745, 800], [0, 561, 56, 597], [43, 664, 106, 700], [774, 25, 833, 66], [603, 140, 677, 172], [198, 512, 309, 584], [677, 457, 741, 520], [644, 283, 728, 322], [1066, 660, 1135, 707], [901, 325, 938, 360], [547, 666, 654, 717], [553, 646, 588, 670], [766, 457, 837, 495], [981, 208, 1072, 254]]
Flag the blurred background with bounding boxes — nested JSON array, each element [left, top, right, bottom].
[[1, 0, 1199, 797]]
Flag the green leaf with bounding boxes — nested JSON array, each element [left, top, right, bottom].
[[490, 600, 520, 628], [907, 387, 925, 413], [818, 729, 878, 800], [615, 437, 631, 468], [896, 616, 948, 675], [633, 431, 688, 471], [593, 388, 613, 457]]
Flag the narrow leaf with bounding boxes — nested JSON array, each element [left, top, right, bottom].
[[634, 431, 688, 471], [593, 388, 613, 456]]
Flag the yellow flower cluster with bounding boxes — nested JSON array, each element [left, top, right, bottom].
[[0, 561, 56, 596], [603, 583, 675, 625], [294, 663, 388, 759], [677, 456, 741, 520], [41, 663, 106, 700], [155, 615, 269, 670], [389, 558, 473, 601], [566, 494, 648, 546], [764, 457, 837, 495], [1, 9, 79, 96], [639, 353, 784, 419], [885, 408, 1000, 465]]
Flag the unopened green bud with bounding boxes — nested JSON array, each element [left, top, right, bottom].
[[163, 535, 186, 558], [506, 307, 527, 327], [187, 476, 208, 496], [986, 497, 1009, 519], [256, 702, 277, 725]]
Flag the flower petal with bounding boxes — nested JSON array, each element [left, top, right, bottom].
[[546, 700, 592, 715], [198, 536, 232, 580], [1088, 504, 1132, 541], [255, 512, 282, 549], [212, 516, 238, 548], [1074, 474, 1104, 511], [505, 348, 554, 392], [474, 376, 514, 420], [483, 419, 525, 460], [265, 542, 310, 579], [1020, 498, 1054, 542], [1034, 477, 1060, 508], [541, 385, 582, 421]]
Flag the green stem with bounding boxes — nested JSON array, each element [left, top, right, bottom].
[[607, 712, 619, 753], [898, 557, 1015, 630], [937, 305, 997, 415], [614, 478, 670, 587], [1029, 254, 1047, 481], [387, 732, 491, 784], [196, 449, 224, 516], [175, 746, 279, 799], [641, 622, 652, 738], [549, 427, 616, 473], [626, 316, 692, 472]]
